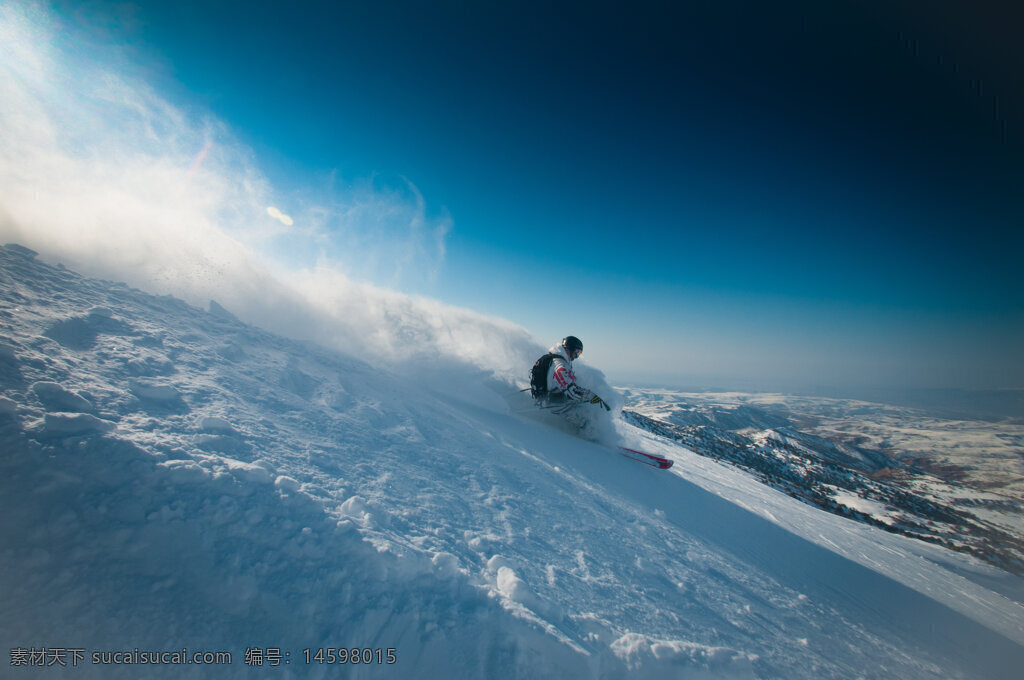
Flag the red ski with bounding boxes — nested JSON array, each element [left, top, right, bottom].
[[617, 447, 673, 469]]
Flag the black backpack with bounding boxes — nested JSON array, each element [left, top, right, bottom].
[[529, 353, 562, 399]]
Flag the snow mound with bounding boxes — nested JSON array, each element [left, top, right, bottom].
[[31, 381, 94, 412], [611, 633, 758, 680]]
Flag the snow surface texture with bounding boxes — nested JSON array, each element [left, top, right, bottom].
[[2, 244, 1023, 679]]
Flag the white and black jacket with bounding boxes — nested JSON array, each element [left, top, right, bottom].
[[545, 344, 591, 402]]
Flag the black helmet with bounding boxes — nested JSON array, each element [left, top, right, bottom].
[[562, 335, 583, 360]]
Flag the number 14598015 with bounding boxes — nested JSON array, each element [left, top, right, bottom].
[[303, 648, 396, 665]]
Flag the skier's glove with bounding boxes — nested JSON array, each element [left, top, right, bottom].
[[589, 394, 611, 411], [565, 384, 591, 403]]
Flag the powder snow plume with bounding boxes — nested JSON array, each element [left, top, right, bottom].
[[0, 2, 538, 381]]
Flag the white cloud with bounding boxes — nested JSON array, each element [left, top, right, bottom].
[[266, 206, 294, 226]]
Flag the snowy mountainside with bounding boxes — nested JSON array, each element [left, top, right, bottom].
[[620, 389, 1024, 576], [622, 388, 1024, 500], [2, 244, 1024, 679]]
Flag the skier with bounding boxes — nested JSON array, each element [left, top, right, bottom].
[[528, 337, 671, 467], [529, 336, 609, 411]]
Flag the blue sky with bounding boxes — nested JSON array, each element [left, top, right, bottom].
[[36, 1, 1024, 392]]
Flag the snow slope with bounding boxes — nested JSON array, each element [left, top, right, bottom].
[[2, 243, 1023, 679]]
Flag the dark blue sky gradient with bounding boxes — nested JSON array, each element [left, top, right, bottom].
[[55, 0, 1024, 390]]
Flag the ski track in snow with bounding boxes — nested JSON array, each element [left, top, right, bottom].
[[1, 244, 1023, 679]]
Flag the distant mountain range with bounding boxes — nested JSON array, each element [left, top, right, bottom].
[[621, 389, 1024, 576]]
